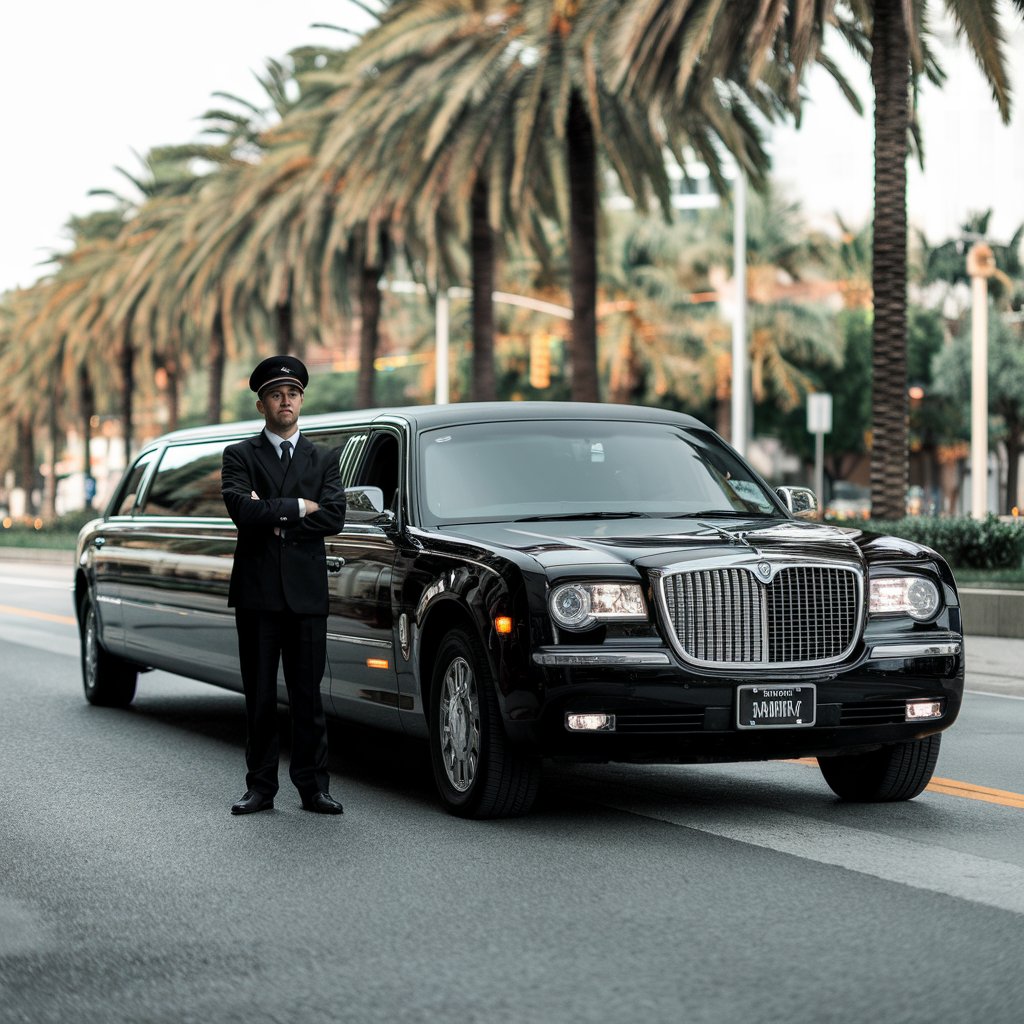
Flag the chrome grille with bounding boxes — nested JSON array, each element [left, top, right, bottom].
[[661, 565, 860, 667]]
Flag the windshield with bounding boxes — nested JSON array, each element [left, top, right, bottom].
[[418, 420, 782, 525]]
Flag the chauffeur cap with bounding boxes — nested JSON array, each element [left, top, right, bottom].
[[249, 355, 309, 396]]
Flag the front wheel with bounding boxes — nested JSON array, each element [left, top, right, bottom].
[[429, 627, 540, 819], [80, 593, 137, 708], [818, 734, 941, 802]]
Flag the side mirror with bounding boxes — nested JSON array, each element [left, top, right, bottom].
[[344, 485, 398, 529], [776, 486, 819, 520]]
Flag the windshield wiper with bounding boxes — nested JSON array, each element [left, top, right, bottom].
[[667, 510, 773, 519], [514, 511, 652, 523]]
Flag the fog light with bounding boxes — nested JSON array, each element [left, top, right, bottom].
[[565, 713, 616, 732], [906, 700, 944, 721]]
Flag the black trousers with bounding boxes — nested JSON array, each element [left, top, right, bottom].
[[234, 609, 330, 798]]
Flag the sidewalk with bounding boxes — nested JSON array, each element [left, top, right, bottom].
[[963, 635, 1024, 698]]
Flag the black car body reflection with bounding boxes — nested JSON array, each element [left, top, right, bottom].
[[75, 403, 964, 818]]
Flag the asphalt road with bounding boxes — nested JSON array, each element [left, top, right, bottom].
[[1, 558, 1022, 1024]]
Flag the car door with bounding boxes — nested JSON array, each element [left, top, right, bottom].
[[119, 439, 240, 689], [85, 446, 162, 652], [318, 427, 403, 729]]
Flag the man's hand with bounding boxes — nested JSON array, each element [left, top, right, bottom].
[[304, 499, 320, 514]]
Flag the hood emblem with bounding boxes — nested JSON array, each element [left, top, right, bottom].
[[757, 561, 771, 579]]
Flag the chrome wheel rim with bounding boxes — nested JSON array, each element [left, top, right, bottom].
[[439, 655, 480, 793], [84, 605, 98, 692]]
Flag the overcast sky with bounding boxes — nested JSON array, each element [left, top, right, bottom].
[[2, 3, 1022, 295]]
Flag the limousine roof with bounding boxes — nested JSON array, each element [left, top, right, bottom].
[[143, 401, 708, 449]]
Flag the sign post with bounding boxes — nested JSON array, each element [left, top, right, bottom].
[[807, 393, 833, 512]]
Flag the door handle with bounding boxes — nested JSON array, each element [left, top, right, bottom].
[[326, 557, 345, 574]]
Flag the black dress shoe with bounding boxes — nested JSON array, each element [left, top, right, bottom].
[[231, 790, 275, 815], [301, 792, 344, 815]]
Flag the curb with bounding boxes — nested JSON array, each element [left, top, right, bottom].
[[959, 588, 1024, 639], [0, 548, 75, 566]]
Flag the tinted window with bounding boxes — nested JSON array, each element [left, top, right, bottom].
[[354, 431, 400, 510], [141, 441, 228, 517], [418, 420, 781, 525], [107, 449, 160, 516], [310, 430, 367, 485]]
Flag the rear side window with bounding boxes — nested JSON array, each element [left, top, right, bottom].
[[141, 441, 229, 518], [107, 449, 160, 516], [309, 430, 368, 485]]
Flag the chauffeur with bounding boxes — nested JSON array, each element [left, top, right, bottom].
[[221, 356, 346, 815]]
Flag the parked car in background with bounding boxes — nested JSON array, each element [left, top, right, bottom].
[[75, 402, 964, 818], [825, 481, 872, 521]]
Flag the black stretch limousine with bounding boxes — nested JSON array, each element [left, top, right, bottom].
[[75, 402, 964, 818]]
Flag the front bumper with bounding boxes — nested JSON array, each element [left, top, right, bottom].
[[507, 635, 965, 763]]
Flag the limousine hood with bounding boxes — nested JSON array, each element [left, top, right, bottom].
[[440, 517, 866, 572]]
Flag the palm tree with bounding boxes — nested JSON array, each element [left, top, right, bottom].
[[608, 0, 1022, 517], [850, 0, 1023, 518], [302, 0, 776, 404]]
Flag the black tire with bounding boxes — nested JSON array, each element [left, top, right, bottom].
[[80, 593, 137, 708], [428, 627, 540, 819], [818, 734, 942, 802]]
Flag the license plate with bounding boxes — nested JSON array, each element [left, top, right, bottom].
[[736, 684, 816, 729]]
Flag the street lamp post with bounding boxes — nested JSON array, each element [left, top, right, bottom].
[[731, 171, 748, 458], [967, 242, 996, 519]]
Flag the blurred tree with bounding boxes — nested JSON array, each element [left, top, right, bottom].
[[917, 210, 1024, 310], [932, 310, 1024, 513]]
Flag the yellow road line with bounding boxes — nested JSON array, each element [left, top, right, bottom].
[[0, 604, 77, 626], [787, 757, 1024, 810], [928, 777, 1024, 809]]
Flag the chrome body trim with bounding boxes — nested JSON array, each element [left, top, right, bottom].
[[868, 641, 962, 659], [327, 633, 394, 650], [532, 648, 672, 667]]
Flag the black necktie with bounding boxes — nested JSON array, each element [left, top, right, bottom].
[[280, 440, 292, 471]]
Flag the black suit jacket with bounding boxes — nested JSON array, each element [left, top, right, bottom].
[[222, 432, 346, 614]]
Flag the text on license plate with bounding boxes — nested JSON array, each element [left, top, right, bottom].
[[736, 684, 816, 729]]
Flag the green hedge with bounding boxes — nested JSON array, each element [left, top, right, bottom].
[[861, 515, 1024, 570], [0, 507, 100, 550]]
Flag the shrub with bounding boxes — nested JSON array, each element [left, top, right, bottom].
[[862, 515, 1024, 570]]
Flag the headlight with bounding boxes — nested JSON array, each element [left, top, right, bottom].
[[869, 576, 940, 620], [549, 582, 648, 630]]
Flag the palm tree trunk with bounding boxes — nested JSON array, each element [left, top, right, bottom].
[[470, 177, 497, 401], [120, 332, 135, 460], [276, 299, 295, 356], [207, 310, 225, 425], [17, 418, 36, 514], [44, 384, 60, 519], [869, 0, 910, 520], [78, 364, 95, 499], [357, 263, 382, 409], [567, 89, 600, 403], [164, 358, 180, 432]]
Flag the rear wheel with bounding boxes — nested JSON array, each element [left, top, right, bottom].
[[80, 593, 137, 708], [818, 734, 941, 802], [429, 627, 540, 819]]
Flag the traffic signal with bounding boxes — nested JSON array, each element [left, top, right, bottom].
[[529, 332, 551, 389]]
